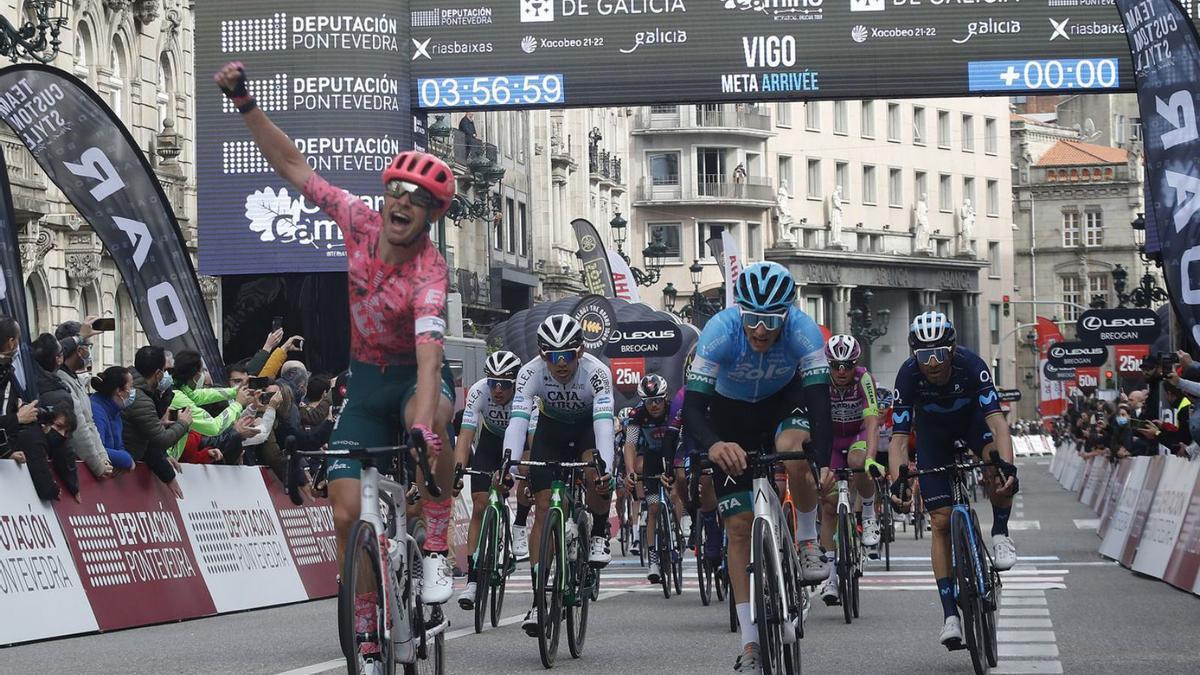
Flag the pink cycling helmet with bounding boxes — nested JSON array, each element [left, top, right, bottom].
[[381, 150, 456, 221]]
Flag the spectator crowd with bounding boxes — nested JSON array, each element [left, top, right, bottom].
[[0, 314, 340, 502], [1057, 351, 1200, 464]]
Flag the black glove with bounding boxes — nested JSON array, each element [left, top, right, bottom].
[[993, 456, 1019, 495], [453, 463, 465, 493], [890, 464, 910, 500], [215, 62, 256, 112]]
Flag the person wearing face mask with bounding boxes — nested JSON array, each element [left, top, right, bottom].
[[123, 346, 191, 498], [40, 324, 113, 480], [88, 366, 138, 472], [165, 350, 256, 460]]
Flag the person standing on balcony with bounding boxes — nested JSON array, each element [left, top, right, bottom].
[[732, 162, 747, 198], [459, 111, 481, 158]]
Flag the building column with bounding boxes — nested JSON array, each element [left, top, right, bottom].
[[831, 285, 854, 335], [959, 291, 982, 353], [918, 289, 939, 309]]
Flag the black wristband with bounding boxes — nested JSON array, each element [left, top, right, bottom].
[[237, 98, 258, 114]]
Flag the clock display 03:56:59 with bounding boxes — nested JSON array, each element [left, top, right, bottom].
[[417, 74, 564, 109]]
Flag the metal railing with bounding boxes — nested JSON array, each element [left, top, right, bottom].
[[448, 127, 499, 168], [694, 104, 772, 131], [696, 175, 774, 201]]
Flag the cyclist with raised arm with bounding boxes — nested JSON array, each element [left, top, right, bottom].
[[682, 262, 834, 674], [502, 314, 616, 637], [816, 334, 884, 605], [622, 373, 675, 583], [887, 311, 1019, 649], [454, 350, 523, 610], [213, 63, 460, 634]]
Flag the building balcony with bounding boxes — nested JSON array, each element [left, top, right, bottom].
[[431, 127, 500, 174], [588, 148, 624, 187], [633, 176, 774, 207], [633, 104, 775, 137]]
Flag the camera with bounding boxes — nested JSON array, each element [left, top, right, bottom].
[[1158, 351, 1179, 366], [37, 405, 57, 425]]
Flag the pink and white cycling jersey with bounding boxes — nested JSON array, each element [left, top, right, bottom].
[[830, 366, 879, 439], [302, 173, 448, 366]]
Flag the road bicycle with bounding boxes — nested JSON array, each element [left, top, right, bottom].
[[829, 467, 866, 624], [508, 458, 604, 669], [688, 460, 719, 607], [615, 486, 635, 557], [704, 451, 809, 674], [286, 438, 445, 675], [457, 466, 517, 634], [907, 455, 1003, 675], [641, 459, 685, 599]]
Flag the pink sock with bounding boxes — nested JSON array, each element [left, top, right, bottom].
[[423, 499, 452, 553]]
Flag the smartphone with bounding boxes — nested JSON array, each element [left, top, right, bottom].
[[271, 316, 284, 332], [248, 376, 270, 390], [1129, 418, 1149, 429], [259, 391, 273, 405], [291, 337, 305, 351], [92, 318, 116, 331], [168, 408, 180, 422]]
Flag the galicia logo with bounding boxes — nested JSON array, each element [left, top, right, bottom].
[[619, 28, 687, 54], [953, 18, 1021, 45]]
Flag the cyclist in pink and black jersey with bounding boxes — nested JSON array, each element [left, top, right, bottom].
[[215, 63, 460, 616]]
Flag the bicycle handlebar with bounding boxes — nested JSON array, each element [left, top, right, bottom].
[[905, 458, 998, 480], [284, 436, 442, 500]]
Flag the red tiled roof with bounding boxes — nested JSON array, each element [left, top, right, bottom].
[[1035, 140, 1128, 166]]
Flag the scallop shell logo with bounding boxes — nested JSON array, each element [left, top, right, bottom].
[[521, 35, 537, 54], [850, 25, 868, 43]]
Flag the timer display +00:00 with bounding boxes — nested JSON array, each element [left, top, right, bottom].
[[418, 74, 565, 109]]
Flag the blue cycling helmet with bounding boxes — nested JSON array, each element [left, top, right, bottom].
[[734, 261, 795, 314]]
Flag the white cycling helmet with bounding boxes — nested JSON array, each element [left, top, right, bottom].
[[908, 311, 956, 350], [825, 334, 862, 362], [537, 314, 584, 352], [637, 373, 669, 399], [484, 350, 522, 380]]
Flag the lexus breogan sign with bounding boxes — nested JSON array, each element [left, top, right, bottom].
[[1047, 341, 1108, 368], [1076, 308, 1162, 345], [409, 0, 1200, 109]]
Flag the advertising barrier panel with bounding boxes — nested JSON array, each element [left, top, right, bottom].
[[0, 463, 98, 644], [1099, 457, 1149, 561], [1121, 456, 1165, 567], [1163, 472, 1200, 592], [52, 468, 216, 631], [1133, 458, 1200, 579]]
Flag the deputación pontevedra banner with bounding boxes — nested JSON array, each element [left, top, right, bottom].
[[1116, 0, 1200, 349], [0, 65, 225, 380]]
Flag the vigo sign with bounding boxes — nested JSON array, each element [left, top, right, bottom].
[[1047, 341, 1108, 368], [1076, 308, 1162, 345]]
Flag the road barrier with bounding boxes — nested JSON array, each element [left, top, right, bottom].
[[0, 462, 338, 645], [1050, 442, 1200, 597]]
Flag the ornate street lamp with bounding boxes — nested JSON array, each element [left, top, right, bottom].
[[664, 259, 723, 323], [1112, 263, 1168, 308], [609, 211, 664, 287], [847, 289, 891, 346], [0, 1, 67, 63]]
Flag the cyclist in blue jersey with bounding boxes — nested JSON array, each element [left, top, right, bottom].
[[886, 311, 1019, 649], [682, 262, 834, 674]]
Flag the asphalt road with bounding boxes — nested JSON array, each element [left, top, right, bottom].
[[6, 458, 1199, 674]]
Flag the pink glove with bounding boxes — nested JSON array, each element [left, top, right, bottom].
[[410, 423, 442, 455]]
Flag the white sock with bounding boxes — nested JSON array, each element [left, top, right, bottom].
[[796, 506, 819, 542], [861, 498, 875, 521], [736, 602, 758, 648]]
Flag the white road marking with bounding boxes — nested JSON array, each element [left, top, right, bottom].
[[1004, 596, 1048, 606], [1000, 607, 1050, 616], [996, 630, 1057, 642], [998, 643, 1060, 658], [999, 618, 1054, 629], [1008, 519, 1040, 530], [1073, 518, 1100, 530], [992, 661, 1063, 674]]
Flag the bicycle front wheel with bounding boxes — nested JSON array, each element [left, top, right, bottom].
[[952, 512, 986, 675], [490, 512, 511, 628], [536, 509, 564, 669], [339, 520, 394, 675], [406, 540, 444, 675], [695, 509, 712, 606], [656, 507, 672, 599], [752, 518, 793, 675], [837, 510, 854, 625], [473, 509, 496, 634], [567, 511, 591, 658]]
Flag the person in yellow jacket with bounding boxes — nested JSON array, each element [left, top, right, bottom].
[[166, 350, 257, 459]]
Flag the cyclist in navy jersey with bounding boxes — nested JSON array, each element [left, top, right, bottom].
[[887, 311, 1019, 650]]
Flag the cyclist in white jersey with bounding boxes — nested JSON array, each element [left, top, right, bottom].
[[454, 351, 523, 610], [502, 314, 616, 637]]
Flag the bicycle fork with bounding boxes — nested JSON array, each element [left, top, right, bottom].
[[748, 482, 797, 646]]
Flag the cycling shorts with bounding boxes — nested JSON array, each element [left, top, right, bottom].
[[913, 407, 994, 511], [704, 387, 810, 519], [328, 359, 455, 482], [829, 428, 870, 471], [527, 414, 595, 492], [468, 428, 504, 494]]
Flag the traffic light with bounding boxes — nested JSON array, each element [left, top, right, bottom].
[[1002, 295, 1010, 317], [1105, 369, 1115, 389]]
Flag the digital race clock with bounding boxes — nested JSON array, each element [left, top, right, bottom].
[[967, 59, 1121, 93], [417, 74, 564, 108]]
